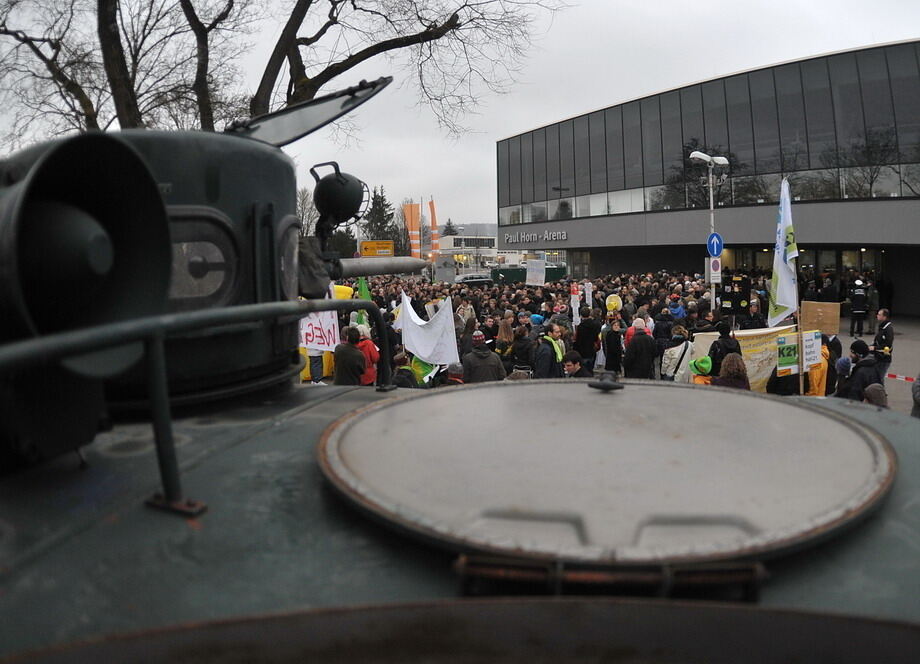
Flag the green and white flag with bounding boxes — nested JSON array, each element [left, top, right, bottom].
[[768, 178, 799, 327], [355, 276, 372, 327]]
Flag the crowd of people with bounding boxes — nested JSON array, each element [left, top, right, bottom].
[[321, 268, 906, 413]]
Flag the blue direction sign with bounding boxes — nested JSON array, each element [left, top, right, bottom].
[[707, 232, 724, 258]]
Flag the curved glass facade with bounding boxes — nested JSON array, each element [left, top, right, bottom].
[[497, 41, 920, 225]]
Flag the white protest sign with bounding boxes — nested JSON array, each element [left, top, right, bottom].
[[526, 259, 546, 286], [299, 290, 340, 353], [570, 282, 581, 326], [801, 330, 822, 370]]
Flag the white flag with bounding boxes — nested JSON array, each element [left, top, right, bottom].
[[768, 178, 799, 328], [397, 291, 460, 366]]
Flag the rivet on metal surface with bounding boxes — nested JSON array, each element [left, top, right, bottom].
[[145, 493, 208, 517], [587, 372, 624, 392]]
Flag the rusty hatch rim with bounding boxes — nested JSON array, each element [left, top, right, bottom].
[[317, 380, 898, 567]]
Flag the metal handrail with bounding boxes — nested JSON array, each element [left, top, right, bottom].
[[0, 298, 393, 515], [0, 299, 391, 383]]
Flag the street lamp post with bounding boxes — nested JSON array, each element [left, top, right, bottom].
[[689, 150, 729, 315]]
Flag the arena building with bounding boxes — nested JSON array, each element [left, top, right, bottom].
[[495, 40, 920, 315]]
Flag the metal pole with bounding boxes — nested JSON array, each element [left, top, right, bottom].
[[146, 332, 182, 504], [709, 163, 718, 317]]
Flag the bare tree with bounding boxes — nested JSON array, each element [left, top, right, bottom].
[[2, 0, 564, 142], [1, 0, 254, 140], [296, 186, 320, 236], [252, 1, 565, 134], [0, 0, 108, 145]]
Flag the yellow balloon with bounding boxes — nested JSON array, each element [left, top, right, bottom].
[[333, 285, 354, 300], [605, 294, 622, 312]]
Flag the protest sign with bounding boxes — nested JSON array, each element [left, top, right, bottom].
[[525, 260, 546, 286], [776, 335, 799, 376], [801, 330, 823, 370], [299, 308, 339, 353], [800, 301, 840, 337]]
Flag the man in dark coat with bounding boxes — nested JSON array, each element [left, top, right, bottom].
[[601, 314, 623, 375], [708, 321, 741, 376], [849, 279, 868, 337], [693, 309, 717, 336], [838, 339, 882, 401], [333, 326, 366, 386], [533, 323, 565, 378], [462, 330, 506, 383], [623, 320, 656, 379], [652, 307, 675, 357], [573, 307, 601, 372], [563, 351, 593, 378], [871, 308, 894, 384]]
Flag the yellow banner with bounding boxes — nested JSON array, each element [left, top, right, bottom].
[[692, 325, 795, 393]]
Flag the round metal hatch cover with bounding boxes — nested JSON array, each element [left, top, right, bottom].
[[319, 381, 897, 565]]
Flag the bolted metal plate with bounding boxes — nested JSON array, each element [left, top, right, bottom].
[[319, 381, 897, 566]]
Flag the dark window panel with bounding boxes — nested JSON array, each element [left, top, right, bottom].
[[857, 49, 898, 166], [749, 69, 781, 173], [680, 85, 705, 159], [828, 53, 866, 167], [801, 58, 837, 169], [574, 115, 591, 195], [589, 111, 607, 194], [660, 91, 684, 182], [520, 132, 534, 204], [508, 135, 522, 205], [641, 96, 663, 186], [887, 44, 920, 162], [546, 124, 561, 197], [725, 75, 755, 173], [785, 168, 840, 201], [559, 119, 575, 196], [702, 80, 729, 154], [623, 101, 643, 189], [532, 128, 547, 202], [774, 63, 809, 171], [497, 140, 510, 207], [605, 106, 625, 191]]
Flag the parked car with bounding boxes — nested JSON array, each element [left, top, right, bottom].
[[454, 273, 494, 287]]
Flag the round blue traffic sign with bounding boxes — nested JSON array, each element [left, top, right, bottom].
[[707, 232, 724, 258]]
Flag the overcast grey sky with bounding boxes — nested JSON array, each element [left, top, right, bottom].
[[272, 1, 920, 227]]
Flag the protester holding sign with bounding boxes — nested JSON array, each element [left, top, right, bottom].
[[871, 309, 894, 384]]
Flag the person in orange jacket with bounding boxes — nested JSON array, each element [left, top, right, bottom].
[[689, 356, 713, 385], [805, 338, 830, 397]]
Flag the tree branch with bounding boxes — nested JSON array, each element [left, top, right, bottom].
[[289, 11, 460, 104], [98, 0, 144, 127], [250, 0, 314, 117]]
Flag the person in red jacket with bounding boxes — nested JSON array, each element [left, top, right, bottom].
[[355, 324, 380, 386]]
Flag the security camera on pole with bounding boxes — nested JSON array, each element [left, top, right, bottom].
[[690, 150, 729, 316]]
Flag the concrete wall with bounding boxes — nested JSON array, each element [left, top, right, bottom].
[[591, 245, 704, 276]]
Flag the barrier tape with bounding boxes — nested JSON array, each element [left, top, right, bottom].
[[886, 373, 916, 383]]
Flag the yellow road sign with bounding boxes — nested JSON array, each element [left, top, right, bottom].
[[359, 240, 394, 257]]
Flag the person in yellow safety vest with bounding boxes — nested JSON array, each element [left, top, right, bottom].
[[689, 356, 713, 385], [805, 337, 830, 397]]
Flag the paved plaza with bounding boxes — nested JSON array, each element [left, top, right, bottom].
[[838, 315, 919, 416]]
